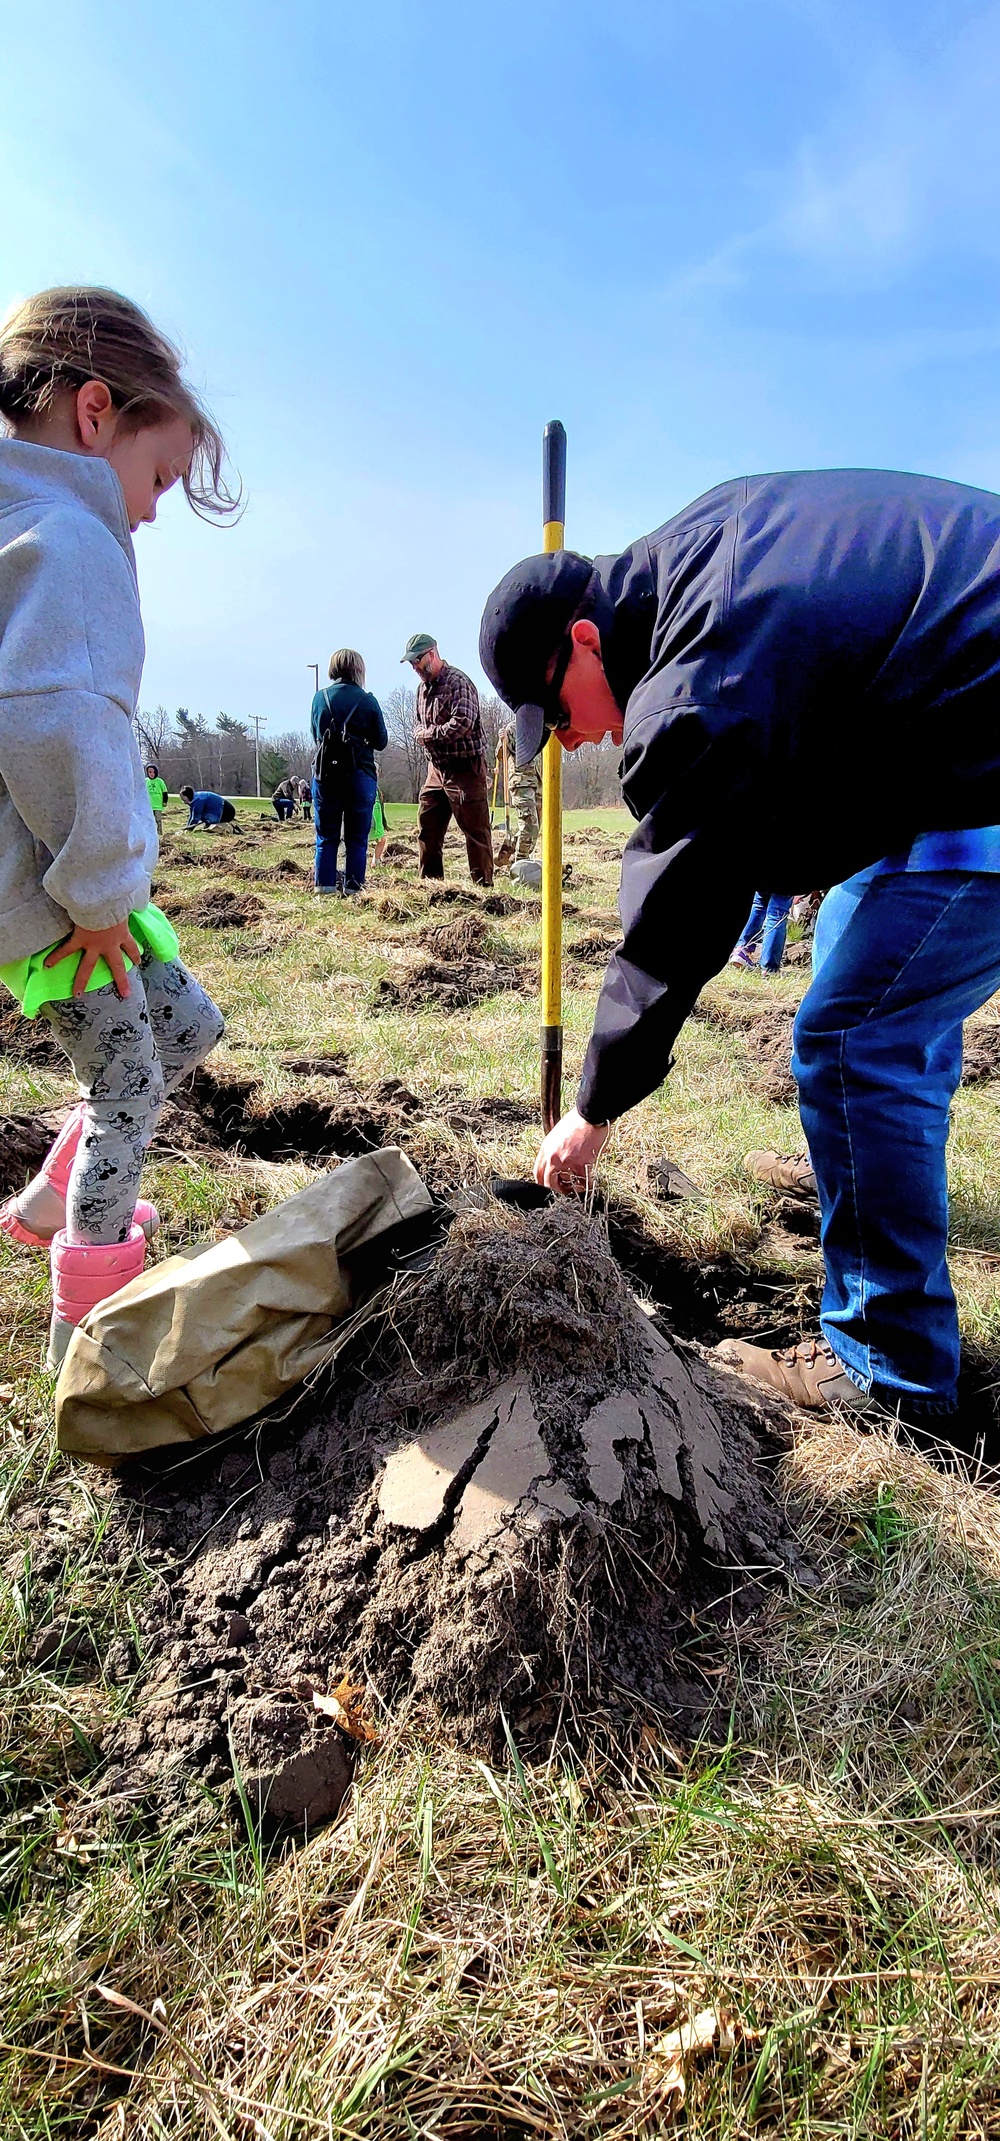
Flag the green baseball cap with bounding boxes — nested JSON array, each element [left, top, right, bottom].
[[401, 632, 438, 664]]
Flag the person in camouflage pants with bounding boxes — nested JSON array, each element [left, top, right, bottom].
[[499, 726, 542, 860]]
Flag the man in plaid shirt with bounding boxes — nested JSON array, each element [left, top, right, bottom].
[[402, 633, 494, 886]]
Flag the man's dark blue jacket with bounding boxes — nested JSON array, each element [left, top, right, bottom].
[[578, 467, 1000, 1123]]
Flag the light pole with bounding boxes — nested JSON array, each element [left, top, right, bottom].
[[307, 663, 319, 695], [250, 714, 267, 800]]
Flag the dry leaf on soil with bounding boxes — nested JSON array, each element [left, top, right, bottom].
[[645, 2008, 735, 2110], [311, 1676, 381, 1744]]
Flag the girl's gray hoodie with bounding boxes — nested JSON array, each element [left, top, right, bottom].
[[0, 437, 156, 966]]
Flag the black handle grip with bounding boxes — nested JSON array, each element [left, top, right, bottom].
[[542, 420, 566, 529]]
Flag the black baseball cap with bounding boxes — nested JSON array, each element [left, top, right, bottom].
[[479, 549, 595, 765]]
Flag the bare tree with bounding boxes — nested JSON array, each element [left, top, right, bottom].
[[562, 740, 621, 810], [383, 685, 423, 801], [136, 704, 171, 761], [479, 692, 507, 772]]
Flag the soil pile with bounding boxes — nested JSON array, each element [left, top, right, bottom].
[[417, 913, 488, 960], [691, 998, 798, 1104], [151, 1065, 530, 1185], [174, 888, 266, 930], [371, 943, 531, 1013], [155, 1065, 421, 1164], [425, 884, 480, 908], [962, 1022, 1000, 1084], [568, 931, 619, 965], [99, 1204, 798, 1822], [0, 1107, 71, 1198], [0, 1002, 65, 1068]]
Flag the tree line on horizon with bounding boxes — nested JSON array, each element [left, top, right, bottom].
[[136, 692, 623, 808]]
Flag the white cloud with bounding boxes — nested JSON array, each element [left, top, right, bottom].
[[667, 3, 1000, 296]]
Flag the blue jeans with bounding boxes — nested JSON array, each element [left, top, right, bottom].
[[737, 890, 793, 971], [274, 795, 295, 821], [793, 869, 1000, 1412], [313, 771, 377, 891]]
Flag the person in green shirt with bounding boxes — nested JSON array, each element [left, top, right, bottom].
[[145, 763, 168, 834]]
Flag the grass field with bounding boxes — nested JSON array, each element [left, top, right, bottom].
[[3, 798, 1000, 2137]]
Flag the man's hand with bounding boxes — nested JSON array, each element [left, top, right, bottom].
[[44, 921, 141, 999], [534, 1107, 610, 1194]]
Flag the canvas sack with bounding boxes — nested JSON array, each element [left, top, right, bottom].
[[56, 1148, 433, 1467]]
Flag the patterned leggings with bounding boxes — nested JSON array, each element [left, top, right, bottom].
[[42, 957, 225, 1246]]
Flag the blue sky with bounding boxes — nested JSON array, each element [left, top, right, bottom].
[[4, 0, 1000, 730]]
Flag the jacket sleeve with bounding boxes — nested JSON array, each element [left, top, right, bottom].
[[363, 694, 389, 752], [575, 824, 757, 1123]]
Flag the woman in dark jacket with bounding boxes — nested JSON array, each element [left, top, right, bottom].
[[310, 649, 388, 892]]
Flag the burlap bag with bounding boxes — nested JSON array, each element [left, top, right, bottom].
[[55, 1148, 433, 1467]]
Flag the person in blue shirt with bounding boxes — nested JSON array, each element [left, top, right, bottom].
[[480, 468, 1000, 1453], [179, 786, 232, 829], [310, 649, 388, 893]]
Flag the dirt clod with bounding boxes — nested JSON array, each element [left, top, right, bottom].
[[228, 1696, 354, 1832], [569, 931, 619, 965], [175, 888, 266, 930], [962, 1022, 1000, 1083], [417, 913, 488, 960], [371, 954, 530, 1013]]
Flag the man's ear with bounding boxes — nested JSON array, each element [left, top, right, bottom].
[[570, 617, 602, 657], [74, 379, 116, 449]]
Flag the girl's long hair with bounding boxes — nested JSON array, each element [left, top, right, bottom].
[[0, 286, 239, 520]]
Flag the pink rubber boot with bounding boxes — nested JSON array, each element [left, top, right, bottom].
[[47, 1223, 146, 1373], [1, 1106, 158, 1248], [1, 1106, 84, 1244]]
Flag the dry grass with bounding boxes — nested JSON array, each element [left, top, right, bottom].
[[3, 801, 1000, 2136]]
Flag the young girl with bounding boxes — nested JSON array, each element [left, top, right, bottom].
[[0, 287, 234, 1368]]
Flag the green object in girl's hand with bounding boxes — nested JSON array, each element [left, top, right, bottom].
[[0, 903, 180, 1017]]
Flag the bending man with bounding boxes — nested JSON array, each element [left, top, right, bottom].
[[480, 469, 1000, 1444]]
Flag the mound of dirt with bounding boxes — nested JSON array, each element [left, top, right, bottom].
[[690, 998, 798, 1104], [425, 884, 480, 908], [0, 1107, 72, 1198], [156, 1066, 418, 1164], [480, 892, 519, 917], [962, 1023, 1000, 1084], [369, 893, 418, 923], [276, 857, 306, 878], [0, 1002, 65, 1067], [372, 954, 531, 1013], [281, 1051, 349, 1078], [568, 931, 619, 964], [175, 888, 266, 930], [97, 1205, 798, 1821], [381, 839, 417, 862], [417, 913, 488, 960], [439, 1093, 537, 1134]]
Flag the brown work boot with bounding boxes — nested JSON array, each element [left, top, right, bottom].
[[713, 1335, 874, 1413], [744, 1148, 818, 1202]]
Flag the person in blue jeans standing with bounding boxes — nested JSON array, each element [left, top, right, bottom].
[[480, 467, 1000, 1459], [730, 889, 794, 971], [310, 649, 388, 893]]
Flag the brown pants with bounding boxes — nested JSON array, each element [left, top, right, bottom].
[[418, 761, 494, 886]]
